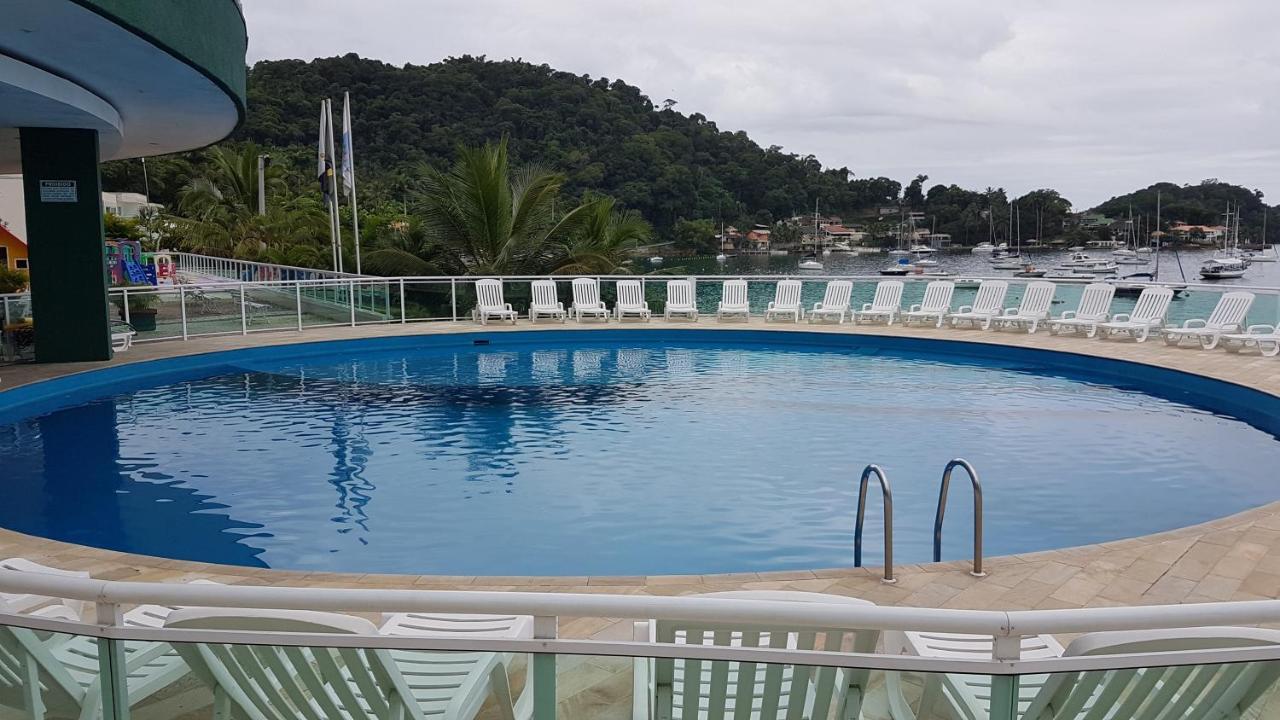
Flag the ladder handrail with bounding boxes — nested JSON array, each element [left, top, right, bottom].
[[933, 458, 986, 577], [853, 464, 896, 583]]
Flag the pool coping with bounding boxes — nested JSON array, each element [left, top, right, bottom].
[[2, 318, 1280, 615]]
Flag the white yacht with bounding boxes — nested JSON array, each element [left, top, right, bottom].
[[1199, 258, 1248, 280], [971, 242, 997, 254], [798, 257, 824, 271]]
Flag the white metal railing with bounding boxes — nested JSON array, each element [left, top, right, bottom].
[[3, 568, 1280, 720], [4, 259, 1280, 351]]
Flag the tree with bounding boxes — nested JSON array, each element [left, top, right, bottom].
[[672, 218, 717, 254], [903, 174, 929, 208]]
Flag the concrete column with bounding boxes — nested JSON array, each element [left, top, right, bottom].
[[19, 127, 111, 362]]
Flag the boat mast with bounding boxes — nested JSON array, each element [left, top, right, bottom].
[[1154, 191, 1161, 280]]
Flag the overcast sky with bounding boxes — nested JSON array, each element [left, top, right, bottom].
[[243, 0, 1280, 209]]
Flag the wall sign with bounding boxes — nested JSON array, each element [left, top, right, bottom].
[[39, 180, 78, 203]]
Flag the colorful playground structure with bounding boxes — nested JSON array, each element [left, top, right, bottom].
[[104, 239, 174, 287]]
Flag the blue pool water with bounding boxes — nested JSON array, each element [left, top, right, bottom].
[[1, 331, 1277, 576]]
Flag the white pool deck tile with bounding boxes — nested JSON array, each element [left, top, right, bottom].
[[2, 316, 1279, 620]]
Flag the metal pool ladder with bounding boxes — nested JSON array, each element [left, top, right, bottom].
[[853, 464, 896, 583], [933, 458, 986, 577]]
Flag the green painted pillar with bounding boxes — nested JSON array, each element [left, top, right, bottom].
[[19, 127, 112, 362]]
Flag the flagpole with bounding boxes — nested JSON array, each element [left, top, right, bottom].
[[326, 98, 344, 274], [319, 101, 338, 272], [342, 92, 362, 275]]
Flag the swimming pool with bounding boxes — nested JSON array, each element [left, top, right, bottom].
[[1, 330, 1277, 576]]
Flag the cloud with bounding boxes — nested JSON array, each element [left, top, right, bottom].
[[243, 0, 1280, 207]]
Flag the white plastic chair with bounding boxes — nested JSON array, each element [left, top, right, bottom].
[[1163, 291, 1254, 349], [947, 280, 1008, 329], [615, 280, 652, 321], [111, 322, 136, 352], [717, 279, 750, 321], [853, 281, 904, 325], [764, 280, 803, 322], [528, 280, 565, 323], [808, 280, 853, 324], [633, 592, 879, 720], [473, 279, 517, 325], [1047, 283, 1115, 337], [990, 281, 1057, 333], [664, 279, 699, 321], [1098, 287, 1174, 342], [569, 278, 609, 322], [902, 281, 955, 328]]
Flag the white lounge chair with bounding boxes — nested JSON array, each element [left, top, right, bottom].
[[808, 280, 853, 324], [947, 280, 1008, 330], [528, 279, 565, 323], [1047, 283, 1115, 337], [664, 279, 699, 321], [764, 280, 804, 322], [853, 281, 904, 325], [1222, 324, 1280, 357], [472, 279, 517, 325], [614, 280, 652, 321], [902, 281, 955, 328], [890, 627, 1280, 720], [886, 628, 1065, 720], [990, 281, 1056, 333], [111, 321, 136, 352], [1162, 291, 1254, 350], [167, 607, 530, 720], [717, 279, 751, 321], [0, 612, 195, 720], [569, 277, 610, 322], [1097, 286, 1174, 342], [0, 558, 89, 618], [633, 591, 878, 720]]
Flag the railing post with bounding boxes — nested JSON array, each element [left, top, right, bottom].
[[239, 284, 248, 335], [399, 278, 406, 323], [451, 278, 458, 322], [121, 288, 130, 325], [179, 285, 188, 341], [532, 615, 557, 720], [989, 636, 1021, 720], [349, 280, 357, 327], [95, 601, 130, 720], [295, 282, 304, 331]]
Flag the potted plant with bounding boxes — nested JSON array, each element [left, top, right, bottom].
[[111, 282, 159, 331]]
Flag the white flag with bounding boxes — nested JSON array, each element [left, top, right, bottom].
[[341, 92, 355, 198], [317, 102, 333, 208]]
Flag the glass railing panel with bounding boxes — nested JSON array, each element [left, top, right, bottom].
[[0, 625, 106, 720], [242, 283, 309, 333], [299, 281, 357, 330], [403, 280, 459, 321], [180, 285, 245, 337], [117, 289, 183, 342]]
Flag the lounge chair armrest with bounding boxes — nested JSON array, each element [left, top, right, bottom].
[[1111, 313, 1131, 322], [813, 302, 826, 311], [909, 304, 922, 312], [1058, 311, 1077, 320], [1181, 319, 1207, 329], [861, 303, 873, 311], [956, 305, 973, 313], [1247, 324, 1277, 334], [766, 302, 777, 310], [1002, 307, 1018, 316]]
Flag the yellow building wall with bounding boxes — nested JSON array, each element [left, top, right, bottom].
[[0, 226, 28, 271]]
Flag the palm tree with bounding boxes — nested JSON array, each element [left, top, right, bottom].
[[550, 195, 650, 274]]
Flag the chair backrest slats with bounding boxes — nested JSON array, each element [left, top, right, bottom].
[[822, 280, 853, 309], [1206, 291, 1254, 328], [618, 280, 644, 308], [531, 280, 558, 309], [973, 281, 1008, 312], [572, 278, 601, 308], [475, 279, 504, 310], [1019, 281, 1056, 315], [722, 279, 748, 308], [1131, 287, 1175, 322], [920, 281, 955, 311], [871, 281, 904, 310], [1077, 283, 1116, 320], [668, 280, 694, 308], [773, 280, 802, 309]]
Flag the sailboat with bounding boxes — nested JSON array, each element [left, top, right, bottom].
[[1200, 202, 1250, 279], [799, 198, 824, 270], [1109, 191, 1187, 296]]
